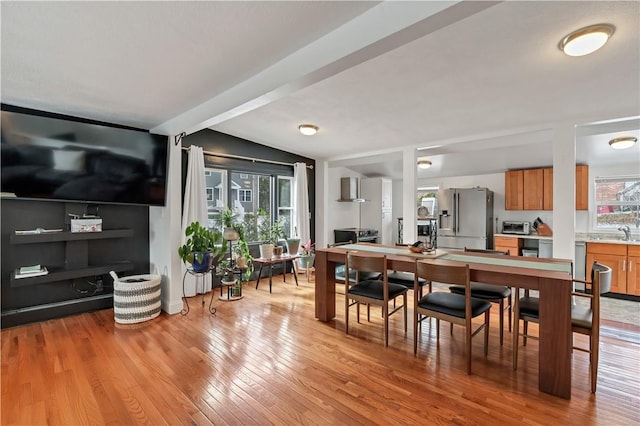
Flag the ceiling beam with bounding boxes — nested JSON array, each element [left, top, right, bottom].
[[151, 1, 500, 136]]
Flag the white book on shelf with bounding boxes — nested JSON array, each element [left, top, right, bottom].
[[19, 265, 42, 274], [14, 266, 48, 279]]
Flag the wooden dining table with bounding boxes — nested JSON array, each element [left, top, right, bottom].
[[314, 243, 574, 399]]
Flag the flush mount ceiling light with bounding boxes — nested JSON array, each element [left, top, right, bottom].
[[298, 124, 319, 136], [417, 160, 432, 169], [608, 136, 637, 150], [559, 24, 615, 57]]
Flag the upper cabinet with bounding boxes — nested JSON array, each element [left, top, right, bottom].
[[505, 165, 588, 211], [543, 168, 553, 210], [575, 164, 589, 211], [505, 170, 524, 210], [523, 168, 544, 210]]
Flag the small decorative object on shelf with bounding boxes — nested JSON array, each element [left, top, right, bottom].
[[14, 265, 48, 279]]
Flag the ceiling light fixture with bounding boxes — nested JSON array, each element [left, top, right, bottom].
[[559, 24, 615, 57], [608, 136, 637, 150], [298, 124, 319, 136], [417, 160, 432, 169]]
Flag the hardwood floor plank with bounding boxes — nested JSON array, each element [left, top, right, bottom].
[[2, 278, 639, 425]]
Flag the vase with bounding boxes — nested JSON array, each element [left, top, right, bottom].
[[273, 245, 284, 258], [286, 238, 300, 256], [191, 250, 211, 273], [259, 243, 274, 259]]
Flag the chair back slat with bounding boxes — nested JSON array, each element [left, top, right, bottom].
[[464, 247, 509, 256], [346, 251, 385, 274], [415, 260, 469, 286]]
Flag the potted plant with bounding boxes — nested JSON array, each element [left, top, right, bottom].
[[232, 237, 254, 280], [298, 239, 315, 272], [257, 208, 275, 258], [286, 228, 300, 258], [271, 219, 285, 258], [177, 221, 224, 273]]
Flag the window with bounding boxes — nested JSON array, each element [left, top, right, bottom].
[[594, 176, 640, 229], [231, 171, 273, 242], [238, 189, 252, 202], [278, 176, 294, 238], [204, 167, 227, 231]]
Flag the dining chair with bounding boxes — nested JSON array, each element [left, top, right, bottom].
[[448, 247, 511, 345], [413, 260, 492, 374], [512, 261, 612, 393], [345, 251, 408, 347], [389, 243, 431, 299]]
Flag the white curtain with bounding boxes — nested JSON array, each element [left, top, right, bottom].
[[181, 145, 210, 296], [293, 162, 311, 245]]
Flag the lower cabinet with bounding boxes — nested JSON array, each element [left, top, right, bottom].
[[494, 236, 522, 256], [586, 242, 639, 295], [627, 245, 640, 296]]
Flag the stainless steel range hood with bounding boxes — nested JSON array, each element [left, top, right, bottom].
[[338, 177, 365, 202]]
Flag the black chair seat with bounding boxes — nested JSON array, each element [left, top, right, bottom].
[[518, 296, 539, 318], [349, 280, 408, 300], [572, 305, 593, 329], [449, 283, 511, 299], [387, 271, 427, 288], [418, 292, 492, 319]]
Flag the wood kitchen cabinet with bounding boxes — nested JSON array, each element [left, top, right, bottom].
[[495, 236, 522, 256], [523, 168, 544, 210], [505, 170, 523, 210], [626, 245, 640, 296], [505, 165, 589, 211], [586, 242, 639, 295], [575, 164, 589, 211], [543, 167, 553, 210]]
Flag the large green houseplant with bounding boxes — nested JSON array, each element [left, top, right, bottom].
[[178, 221, 224, 272]]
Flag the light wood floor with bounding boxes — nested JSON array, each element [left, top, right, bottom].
[[2, 276, 639, 425]]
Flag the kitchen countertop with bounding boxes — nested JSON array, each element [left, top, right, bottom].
[[495, 233, 640, 245]]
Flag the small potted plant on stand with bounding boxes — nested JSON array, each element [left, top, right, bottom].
[[298, 239, 315, 281], [258, 208, 282, 258], [177, 221, 224, 272]]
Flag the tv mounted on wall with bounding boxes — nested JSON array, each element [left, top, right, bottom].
[[1, 105, 168, 206]]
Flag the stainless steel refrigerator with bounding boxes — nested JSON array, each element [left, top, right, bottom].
[[437, 188, 494, 250]]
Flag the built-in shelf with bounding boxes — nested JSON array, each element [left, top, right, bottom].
[[10, 262, 134, 287], [10, 229, 133, 245]]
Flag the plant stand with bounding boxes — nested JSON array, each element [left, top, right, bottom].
[[181, 267, 217, 316], [219, 279, 243, 301]]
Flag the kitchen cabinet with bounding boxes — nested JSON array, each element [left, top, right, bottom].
[[504, 165, 589, 211], [543, 168, 553, 210], [627, 245, 640, 296], [505, 170, 524, 210], [494, 236, 522, 256], [523, 168, 544, 210], [586, 242, 638, 295], [361, 177, 393, 245], [575, 164, 589, 211]]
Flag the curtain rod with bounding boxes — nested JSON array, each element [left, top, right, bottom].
[[181, 146, 313, 169]]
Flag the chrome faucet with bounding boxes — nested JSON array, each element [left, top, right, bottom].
[[618, 225, 631, 241]]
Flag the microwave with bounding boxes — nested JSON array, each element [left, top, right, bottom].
[[502, 221, 530, 235]]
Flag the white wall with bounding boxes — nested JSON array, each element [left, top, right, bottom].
[[327, 167, 365, 243], [392, 179, 403, 243]]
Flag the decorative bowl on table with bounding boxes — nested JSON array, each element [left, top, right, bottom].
[[409, 245, 424, 253]]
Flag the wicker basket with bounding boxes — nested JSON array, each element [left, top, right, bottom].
[[111, 273, 161, 324]]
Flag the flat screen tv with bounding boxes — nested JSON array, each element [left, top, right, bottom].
[[1, 106, 168, 206]]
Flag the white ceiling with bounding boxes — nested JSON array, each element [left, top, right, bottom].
[[2, 1, 639, 180]]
